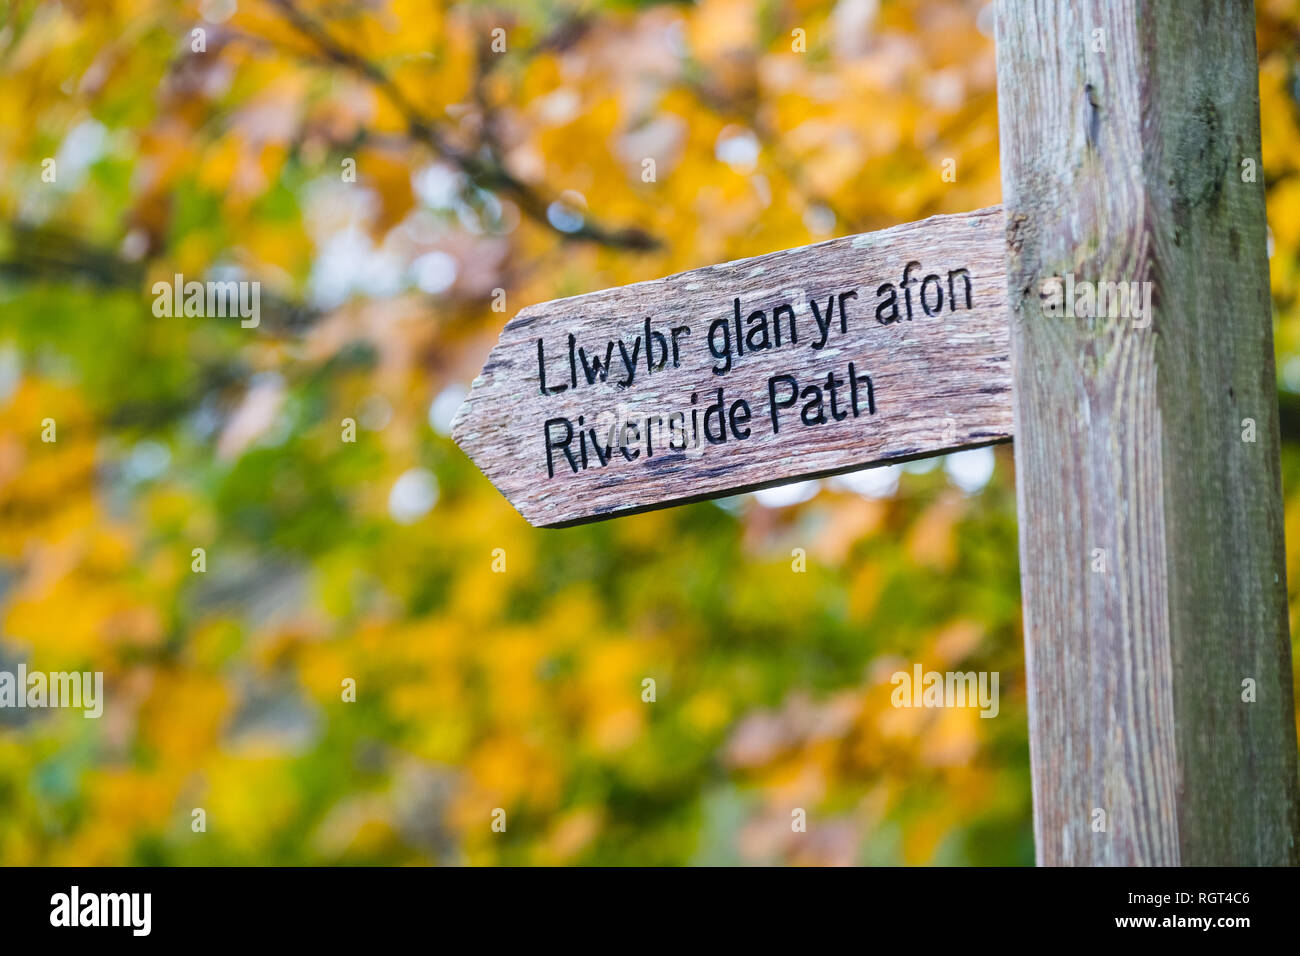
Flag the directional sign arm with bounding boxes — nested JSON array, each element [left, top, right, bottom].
[[453, 206, 1012, 528]]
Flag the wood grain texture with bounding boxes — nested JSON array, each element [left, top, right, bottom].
[[996, 0, 1299, 864], [452, 208, 1012, 527]]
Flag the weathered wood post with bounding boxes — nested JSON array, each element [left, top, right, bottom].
[[996, 0, 1300, 864]]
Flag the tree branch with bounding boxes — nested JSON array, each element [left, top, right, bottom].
[[266, 0, 660, 251], [0, 223, 319, 334]]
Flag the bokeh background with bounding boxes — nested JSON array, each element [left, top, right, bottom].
[[1, 0, 1298, 866]]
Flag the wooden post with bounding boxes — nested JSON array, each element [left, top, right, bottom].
[[996, 0, 1300, 864]]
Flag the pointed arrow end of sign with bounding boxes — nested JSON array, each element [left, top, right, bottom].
[[445, 210, 1014, 529], [448, 381, 477, 453], [448, 366, 551, 528]]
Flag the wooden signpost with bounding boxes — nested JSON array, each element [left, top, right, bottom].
[[453, 207, 1011, 527], [455, 0, 1300, 864]]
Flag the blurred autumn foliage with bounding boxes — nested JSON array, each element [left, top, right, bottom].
[[0, 0, 1297, 866]]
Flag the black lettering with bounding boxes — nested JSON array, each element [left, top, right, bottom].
[[544, 417, 577, 477], [773, 304, 797, 346], [616, 336, 641, 387], [704, 389, 728, 444], [578, 341, 616, 384], [538, 338, 567, 394], [645, 414, 662, 457], [588, 427, 612, 466], [826, 370, 848, 421], [837, 289, 857, 332], [848, 362, 875, 416], [809, 294, 836, 349], [767, 374, 798, 433], [875, 283, 898, 324], [901, 261, 921, 320], [670, 326, 691, 367], [669, 411, 687, 451], [745, 309, 771, 351], [800, 384, 827, 425], [729, 399, 752, 439], [620, 421, 640, 461], [948, 268, 972, 310], [645, 317, 669, 372], [921, 274, 943, 316], [708, 316, 733, 374]]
